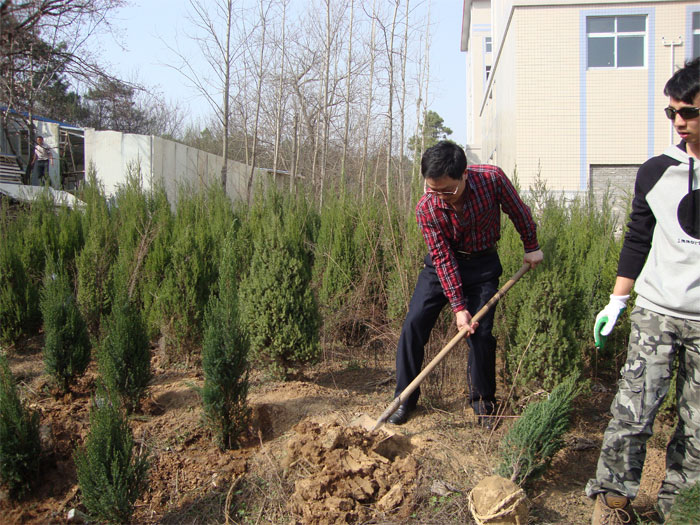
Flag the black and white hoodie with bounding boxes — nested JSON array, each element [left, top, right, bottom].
[[618, 141, 700, 320]]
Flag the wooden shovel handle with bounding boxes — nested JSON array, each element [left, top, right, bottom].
[[372, 262, 531, 431]]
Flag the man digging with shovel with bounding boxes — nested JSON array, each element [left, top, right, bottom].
[[388, 140, 543, 428]]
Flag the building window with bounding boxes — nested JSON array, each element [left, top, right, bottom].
[[587, 15, 646, 68], [485, 65, 491, 83], [485, 37, 492, 53], [694, 12, 700, 59]]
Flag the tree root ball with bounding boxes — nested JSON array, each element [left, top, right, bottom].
[[468, 475, 529, 525]]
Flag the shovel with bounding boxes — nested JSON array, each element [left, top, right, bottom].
[[361, 262, 531, 432]]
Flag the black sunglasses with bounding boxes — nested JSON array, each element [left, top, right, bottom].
[[664, 106, 700, 120]]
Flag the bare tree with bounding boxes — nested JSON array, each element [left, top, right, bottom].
[[376, 1, 399, 199], [165, 0, 245, 189], [399, 0, 410, 206], [340, 0, 354, 181], [272, 0, 289, 180], [245, 0, 271, 205], [360, 0, 378, 199], [0, 0, 124, 183]]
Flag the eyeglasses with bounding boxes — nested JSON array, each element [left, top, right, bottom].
[[664, 106, 700, 120], [423, 174, 464, 196]]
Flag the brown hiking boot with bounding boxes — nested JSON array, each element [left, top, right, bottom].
[[592, 493, 633, 525]]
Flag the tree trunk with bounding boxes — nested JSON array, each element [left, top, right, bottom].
[[385, 1, 399, 200], [361, 1, 377, 201], [246, 1, 268, 205], [341, 0, 354, 182]]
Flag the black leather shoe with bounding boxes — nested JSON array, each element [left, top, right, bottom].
[[387, 405, 413, 425], [472, 400, 496, 429]]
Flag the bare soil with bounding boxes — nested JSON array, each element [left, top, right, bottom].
[[1, 336, 671, 524]]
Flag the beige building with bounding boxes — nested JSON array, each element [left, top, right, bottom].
[[462, 0, 699, 205]]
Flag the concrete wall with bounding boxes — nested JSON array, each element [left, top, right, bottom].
[[85, 129, 256, 203]]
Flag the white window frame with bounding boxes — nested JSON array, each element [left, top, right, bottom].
[[693, 11, 700, 59], [587, 15, 647, 69]]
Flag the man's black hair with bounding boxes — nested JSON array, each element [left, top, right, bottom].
[[664, 57, 700, 104], [420, 140, 467, 180]]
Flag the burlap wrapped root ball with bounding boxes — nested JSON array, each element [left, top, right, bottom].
[[468, 475, 528, 525]]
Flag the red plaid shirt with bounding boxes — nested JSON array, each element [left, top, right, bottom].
[[416, 164, 539, 313]]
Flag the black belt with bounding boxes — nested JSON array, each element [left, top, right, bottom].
[[455, 246, 497, 260]]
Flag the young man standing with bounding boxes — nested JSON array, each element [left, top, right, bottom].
[[388, 140, 543, 427], [34, 135, 53, 185], [586, 58, 700, 524]]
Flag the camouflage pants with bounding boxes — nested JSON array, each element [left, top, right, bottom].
[[585, 306, 700, 518]]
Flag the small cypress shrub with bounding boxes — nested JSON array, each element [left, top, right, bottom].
[[496, 373, 586, 485], [74, 389, 149, 523], [202, 231, 249, 450], [667, 482, 700, 525], [150, 184, 233, 360], [41, 258, 91, 393], [76, 170, 117, 337], [0, 354, 41, 498], [495, 180, 624, 389], [97, 286, 151, 413], [0, 228, 30, 343], [240, 191, 319, 379]]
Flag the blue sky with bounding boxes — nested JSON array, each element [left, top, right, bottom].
[[96, 0, 467, 146]]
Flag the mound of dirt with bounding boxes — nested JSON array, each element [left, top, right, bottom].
[[281, 420, 419, 524]]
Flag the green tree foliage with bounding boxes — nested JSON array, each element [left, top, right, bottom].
[[41, 258, 91, 394], [148, 185, 234, 359], [151, 184, 234, 359], [407, 110, 454, 160], [74, 390, 149, 524], [667, 482, 700, 525], [312, 191, 389, 346], [240, 190, 319, 379], [0, 192, 84, 343], [110, 166, 171, 313], [496, 373, 586, 485], [0, 218, 30, 343], [202, 231, 249, 450], [385, 192, 425, 324], [495, 179, 624, 390], [138, 186, 174, 340], [0, 354, 41, 499], [76, 170, 118, 337], [97, 285, 151, 414]]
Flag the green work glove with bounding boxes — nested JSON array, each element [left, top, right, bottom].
[[594, 294, 629, 349]]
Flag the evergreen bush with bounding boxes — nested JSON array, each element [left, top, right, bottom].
[[0, 354, 41, 498], [0, 192, 77, 343], [76, 170, 117, 337], [150, 184, 233, 359], [0, 223, 30, 343], [385, 197, 425, 325], [495, 180, 624, 390], [202, 232, 249, 449], [41, 258, 91, 393], [74, 390, 149, 523], [138, 185, 173, 339], [313, 191, 387, 345], [667, 482, 700, 525], [239, 190, 319, 379], [496, 373, 586, 485], [97, 284, 151, 413]]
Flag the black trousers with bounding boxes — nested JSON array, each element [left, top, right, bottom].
[[394, 252, 502, 409]]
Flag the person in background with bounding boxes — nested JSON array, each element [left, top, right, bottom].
[[388, 140, 543, 428], [34, 135, 53, 185], [586, 57, 700, 525]]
